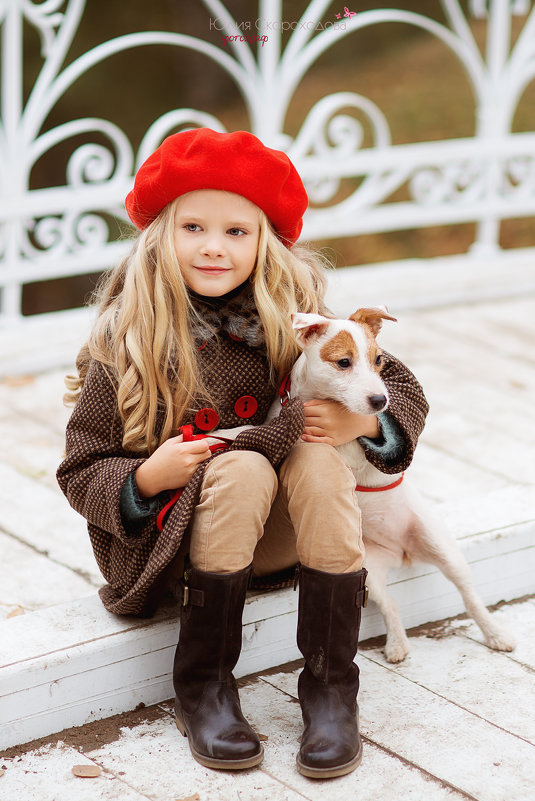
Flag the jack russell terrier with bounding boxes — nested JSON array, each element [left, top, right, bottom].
[[211, 308, 515, 662], [287, 308, 515, 662]]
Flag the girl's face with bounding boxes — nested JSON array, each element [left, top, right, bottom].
[[173, 189, 260, 297]]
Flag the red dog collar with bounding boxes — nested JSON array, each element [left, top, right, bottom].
[[279, 373, 292, 406], [355, 474, 404, 492]]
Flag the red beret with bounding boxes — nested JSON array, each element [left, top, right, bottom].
[[125, 128, 308, 246]]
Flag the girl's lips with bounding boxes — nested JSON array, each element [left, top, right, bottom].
[[195, 266, 230, 275]]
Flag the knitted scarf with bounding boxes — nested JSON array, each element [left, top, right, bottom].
[[188, 281, 265, 348]]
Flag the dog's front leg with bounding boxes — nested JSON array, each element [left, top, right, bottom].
[[365, 543, 411, 663]]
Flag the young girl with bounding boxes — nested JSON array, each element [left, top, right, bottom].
[[57, 128, 428, 779]]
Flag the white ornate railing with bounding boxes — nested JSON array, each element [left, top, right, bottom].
[[1, 0, 535, 325]]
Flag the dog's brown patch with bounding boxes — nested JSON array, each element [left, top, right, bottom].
[[319, 330, 358, 368], [358, 322, 386, 374], [368, 339, 385, 374], [349, 308, 396, 372], [358, 322, 385, 374]]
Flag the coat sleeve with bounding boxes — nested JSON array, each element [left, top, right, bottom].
[[230, 396, 305, 467], [56, 359, 156, 546], [358, 352, 429, 474]]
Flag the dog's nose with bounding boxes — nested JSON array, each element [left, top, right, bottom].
[[368, 394, 388, 411]]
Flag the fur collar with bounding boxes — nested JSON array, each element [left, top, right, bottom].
[[189, 282, 265, 348]]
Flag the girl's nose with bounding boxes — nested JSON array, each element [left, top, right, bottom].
[[201, 233, 225, 257]]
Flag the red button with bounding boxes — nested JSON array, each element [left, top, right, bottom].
[[234, 395, 258, 419], [195, 408, 219, 431]]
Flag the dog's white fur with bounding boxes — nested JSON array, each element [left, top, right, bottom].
[[289, 308, 515, 662]]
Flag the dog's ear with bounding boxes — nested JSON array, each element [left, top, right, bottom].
[[350, 306, 397, 336], [291, 313, 330, 346]]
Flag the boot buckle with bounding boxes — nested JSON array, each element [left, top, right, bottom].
[[181, 584, 205, 607], [356, 586, 368, 608], [293, 563, 301, 590]]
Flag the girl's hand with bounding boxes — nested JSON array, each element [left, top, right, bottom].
[[302, 399, 380, 446], [135, 434, 211, 498]]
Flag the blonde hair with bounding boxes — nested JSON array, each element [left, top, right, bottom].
[[65, 201, 330, 454]]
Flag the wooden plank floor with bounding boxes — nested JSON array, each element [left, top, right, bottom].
[[378, 295, 535, 501], [0, 598, 533, 801], [1, 287, 534, 799]]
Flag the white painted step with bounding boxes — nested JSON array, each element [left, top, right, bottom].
[[1, 484, 533, 750]]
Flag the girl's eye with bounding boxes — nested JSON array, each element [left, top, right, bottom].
[[228, 227, 245, 236], [184, 223, 201, 232], [337, 358, 352, 369], [375, 354, 383, 366]]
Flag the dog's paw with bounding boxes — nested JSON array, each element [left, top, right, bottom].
[[485, 626, 516, 652], [384, 636, 411, 663]]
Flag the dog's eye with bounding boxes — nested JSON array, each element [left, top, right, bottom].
[[337, 358, 352, 369], [375, 354, 383, 366]]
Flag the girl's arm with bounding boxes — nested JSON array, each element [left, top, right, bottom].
[[230, 396, 306, 467], [57, 359, 157, 544], [360, 352, 429, 473]]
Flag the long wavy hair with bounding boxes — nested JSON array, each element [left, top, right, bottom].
[[64, 199, 330, 453]]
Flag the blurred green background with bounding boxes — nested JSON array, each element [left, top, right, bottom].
[[19, 0, 535, 314]]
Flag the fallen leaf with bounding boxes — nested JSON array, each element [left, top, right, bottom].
[[258, 733, 268, 741], [72, 764, 101, 778], [0, 769, 4, 777], [175, 794, 200, 801], [7, 607, 25, 618]]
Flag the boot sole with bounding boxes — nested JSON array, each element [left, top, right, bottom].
[[296, 740, 363, 779], [175, 714, 264, 771]]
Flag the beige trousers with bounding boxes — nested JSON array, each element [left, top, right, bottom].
[[189, 441, 364, 575]]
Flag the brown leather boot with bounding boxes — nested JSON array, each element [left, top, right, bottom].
[[173, 564, 263, 770], [296, 564, 368, 778]]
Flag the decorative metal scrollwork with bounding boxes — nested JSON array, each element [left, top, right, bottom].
[[1, 0, 535, 319]]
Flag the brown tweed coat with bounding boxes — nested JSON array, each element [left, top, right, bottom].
[[57, 297, 428, 617]]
